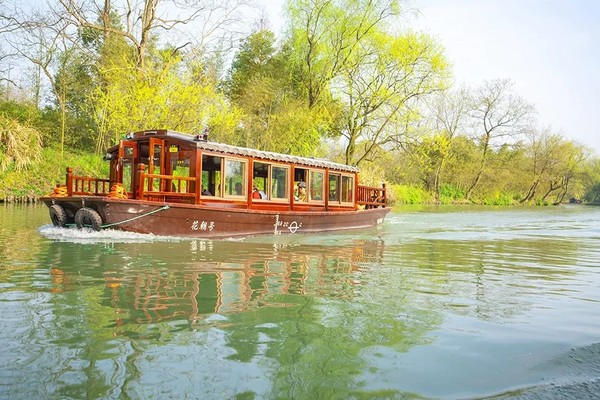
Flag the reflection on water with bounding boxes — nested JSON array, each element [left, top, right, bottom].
[[1, 204, 600, 399], [41, 237, 386, 326]]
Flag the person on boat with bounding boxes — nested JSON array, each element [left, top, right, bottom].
[[202, 188, 212, 196], [296, 181, 307, 201], [252, 185, 267, 199], [235, 182, 243, 195]]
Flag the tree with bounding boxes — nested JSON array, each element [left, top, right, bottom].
[[226, 29, 328, 155], [6, 9, 76, 158], [92, 50, 241, 151], [227, 29, 279, 102], [539, 141, 589, 205], [286, 0, 402, 108], [336, 30, 448, 166], [56, 0, 249, 72], [465, 79, 535, 200], [520, 127, 565, 203]]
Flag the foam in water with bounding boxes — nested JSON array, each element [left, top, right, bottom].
[[38, 224, 183, 244]]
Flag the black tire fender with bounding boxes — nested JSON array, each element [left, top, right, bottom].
[[74, 207, 103, 231], [49, 204, 68, 227]]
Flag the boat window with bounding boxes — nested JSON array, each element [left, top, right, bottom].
[[309, 170, 324, 202], [148, 141, 163, 191], [329, 174, 340, 203], [202, 154, 222, 197], [224, 159, 246, 198], [253, 162, 289, 201], [122, 147, 134, 193], [253, 162, 269, 199], [169, 149, 194, 193], [341, 175, 354, 203], [294, 168, 308, 201], [271, 165, 289, 201]]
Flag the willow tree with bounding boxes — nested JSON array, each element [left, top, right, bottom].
[[286, 0, 448, 166], [92, 50, 241, 151], [339, 31, 448, 166], [286, 0, 402, 109]]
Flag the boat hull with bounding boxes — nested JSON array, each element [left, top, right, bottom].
[[41, 197, 391, 238]]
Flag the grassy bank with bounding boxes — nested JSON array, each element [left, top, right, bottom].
[[0, 147, 108, 202]]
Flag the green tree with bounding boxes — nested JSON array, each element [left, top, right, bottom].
[[227, 29, 329, 155], [92, 50, 241, 151], [337, 31, 448, 166], [286, 0, 402, 108]]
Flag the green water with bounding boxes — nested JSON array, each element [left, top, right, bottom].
[[1, 204, 599, 399]]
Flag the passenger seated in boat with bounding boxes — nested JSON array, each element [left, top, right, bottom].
[[201, 189, 212, 196], [295, 181, 307, 201], [252, 185, 267, 199], [235, 182, 243, 195]]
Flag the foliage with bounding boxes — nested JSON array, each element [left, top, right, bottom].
[[226, 29, 330, 156], [439, 184, 465, 204], [286, 0, 449, 166], [92, 51, 241, 151], [0, 116, 43, 172], [481, 191, 516, 206], [390, 184, 432, 205], [584, 182, 600, 204], [0, 147, 108, 200]]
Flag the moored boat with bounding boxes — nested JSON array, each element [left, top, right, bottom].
[[40, 129, 390, 238]]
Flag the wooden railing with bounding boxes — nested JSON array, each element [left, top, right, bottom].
[[66, 167, 111, 196], [136, 164, 196, 203], [357, 183, 386, 209]]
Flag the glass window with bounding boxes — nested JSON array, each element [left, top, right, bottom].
[[329, 174, 340, 202], [149, 143, 162, 191], [253, 162, 269, 199], [170, 150, 193, 193], [201, 154, 222, 197], [271, 166, 289, 200], [341, 175, 354, 203], [309, 170, 324, 202], [224, 159, 246, 197]]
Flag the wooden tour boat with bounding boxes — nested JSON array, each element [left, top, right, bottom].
[[40, 129, 390, 238]]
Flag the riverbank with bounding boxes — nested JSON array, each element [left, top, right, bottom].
[[1, 146, 598, 206]]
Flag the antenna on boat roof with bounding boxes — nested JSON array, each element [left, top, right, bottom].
[[194, 128, 209, 142]]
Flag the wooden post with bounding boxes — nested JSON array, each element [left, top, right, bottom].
[[66, 167, 73, 196], [137, 163, 146, 200]]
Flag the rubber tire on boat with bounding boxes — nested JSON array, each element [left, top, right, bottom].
[[74, 207, 103, 231], [49, 204, 68, 227]]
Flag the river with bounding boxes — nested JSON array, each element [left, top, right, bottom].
[[1, 204, 599, 399]]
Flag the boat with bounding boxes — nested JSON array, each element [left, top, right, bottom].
[[40, 129, 390, 238]]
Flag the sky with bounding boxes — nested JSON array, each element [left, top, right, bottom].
[[257, 0, 600, 154]]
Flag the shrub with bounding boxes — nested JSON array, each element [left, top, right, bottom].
[[390, 184, 432, 204]]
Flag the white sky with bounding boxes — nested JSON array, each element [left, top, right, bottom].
[[257, 0, 600, 155]]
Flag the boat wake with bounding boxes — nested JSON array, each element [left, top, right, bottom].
[[38, 224, 184, 244]]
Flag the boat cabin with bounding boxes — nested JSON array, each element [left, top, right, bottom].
[[65, 129, 386, 211]]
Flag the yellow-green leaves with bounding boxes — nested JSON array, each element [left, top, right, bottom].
[[0, 116, 43, 172], [92, 52, 240, 151]]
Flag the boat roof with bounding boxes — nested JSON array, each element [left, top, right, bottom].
[[123, 129, 360, 173]]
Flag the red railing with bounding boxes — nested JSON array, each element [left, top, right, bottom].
[[66, 167, 111, 196], [357, 184, 386, 209]]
